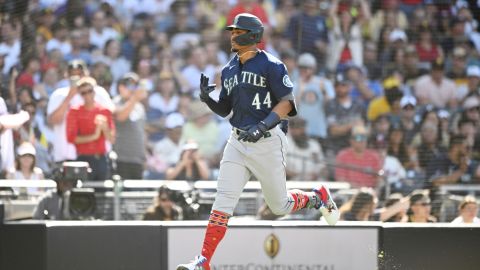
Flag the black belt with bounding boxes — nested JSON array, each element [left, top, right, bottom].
[[233, 127, 272, 138]]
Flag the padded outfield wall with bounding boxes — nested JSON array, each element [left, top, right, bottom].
[[1, 220, 479, 270]]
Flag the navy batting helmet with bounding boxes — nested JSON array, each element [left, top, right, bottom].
[[226, 13, 264, 46]]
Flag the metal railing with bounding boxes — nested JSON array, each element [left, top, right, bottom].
[[0, 179, 352, 221]]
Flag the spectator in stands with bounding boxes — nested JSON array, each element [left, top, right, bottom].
[[121, 21, 146, 62], [0, 49, 10, 102], [345, 64, 383, 107], [406, 190, 436, 223], [89, 10, 120, 51], [16, 57, 40, 89], [327, 0, 370, 72], [165, 141, 210, 181], [113, 72, 147, 180], [149, 112, 185, 178], [367, 78, 404, 122], [427, 135, 480, 187], [387, 123, 416, 171], [335, 125, 383, 189], [451, 195, 480, 224], [181, 101, 219, 163], [414, 58, 457, 109], [293, 53, 334, 141], [285, 117, 325, 181], [6, 142, 44, 195], [64, 29, 92, 65], [143, 185, 183, 221], [362, 41, 382, 81], [368, 114, 390, 150], [453, 97, 480, 134], [415, 25, 443, 64], [339, 187, 409, 221], [34, 66, 61, 98], [0, 19, 21, 75], [369, 0, 408, 42], [47, 59, 114, 164], [0, 96, 31, 169], [148, 72, 180, 119], [181, 46, 216, 93], [381, 29, 409, 71], [325, 73, 366, 156], [413, 121, 446, 172], [457, 117, 477, 148], [103, 39, 131, 82], [403, 45, 422, 87], [383, 193, 408, 222], [398, 95, 419, 144], [46, 20, 71, 56], [165, 3, 200, 50], [284, 0, 328, 67], [90, 60, 114, 91], [66, 77, 115, 181], [447, 47, 468, 87], [457, 65, 480, 103]]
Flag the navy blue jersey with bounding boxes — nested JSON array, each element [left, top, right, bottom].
[[218, 50, 294, 129]]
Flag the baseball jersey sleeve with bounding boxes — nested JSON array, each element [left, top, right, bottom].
[[267, 63, 294, 101]]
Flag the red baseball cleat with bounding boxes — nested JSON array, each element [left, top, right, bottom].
[[313, 185, 339, 225]]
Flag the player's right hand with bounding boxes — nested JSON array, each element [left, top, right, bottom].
[[199, 73, 216, 102]]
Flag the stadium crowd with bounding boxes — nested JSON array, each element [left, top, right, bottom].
[[1, 0, 480, 223]]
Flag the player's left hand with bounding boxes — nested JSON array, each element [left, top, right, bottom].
[[199, 73, 216, 102], [238, 122, 268, 143]]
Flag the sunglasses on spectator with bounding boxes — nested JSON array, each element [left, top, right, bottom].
[[402, 105, 415, 110], [352, 134, 367, 141], [68, 63, 85, 70], [415, 202, 431, 206], [159, 197, 170, 202], [80, 88, 94, 96]]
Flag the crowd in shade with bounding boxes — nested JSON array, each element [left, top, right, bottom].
[[1, 0, 480, 222]]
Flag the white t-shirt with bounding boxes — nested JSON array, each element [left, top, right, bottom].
[[46, 39, 72, 55], [181, 64, 216, 92], [89, 28, 120, 50], [451, 216, 480, 224], [153, 136, 182, 166], [0, 97, 14, 170], [148, 93, 179, 113], [285, 135, 325, 181], [46, 86, 114, 162], [0, 40, 20, 75]]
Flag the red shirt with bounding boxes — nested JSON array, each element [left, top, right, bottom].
[[66, 104, 114, 155], [415, 43, 440, 63], [401, 0, 422, 5], [335, 147, 383, 188], [227, 4, 269, 50], [16, 72, 35, 89]]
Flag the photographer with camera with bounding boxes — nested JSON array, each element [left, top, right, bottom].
[[143, 185, 183, 221], [32, 161, 91, 220]]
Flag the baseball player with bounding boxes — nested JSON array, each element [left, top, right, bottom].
[[177, 13, 339, 270]]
